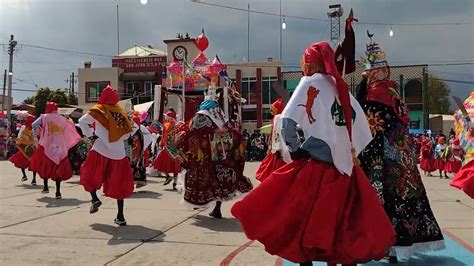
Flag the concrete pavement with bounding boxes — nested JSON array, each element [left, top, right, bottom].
[[0, 160, 472, 265]]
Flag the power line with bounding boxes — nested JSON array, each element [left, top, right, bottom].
[[190, 0, 474, 26], [20, 44, 114, 58]]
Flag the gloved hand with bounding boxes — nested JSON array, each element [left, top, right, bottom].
[[290, 148, 309, 161]]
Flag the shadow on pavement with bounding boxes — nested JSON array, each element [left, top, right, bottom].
[[89, 223, 165, 245], [129, 190, 162, 199], [65, 180, 81, 185], [191, 215, 243, 232], [364, 254, 468, 266], [36, 197, 89, 208], [15, 184, 43, 190]]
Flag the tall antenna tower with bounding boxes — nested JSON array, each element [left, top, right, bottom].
[[327, 4, 344, 46]]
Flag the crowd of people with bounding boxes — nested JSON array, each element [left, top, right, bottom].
[[3, 33, 474, 266]]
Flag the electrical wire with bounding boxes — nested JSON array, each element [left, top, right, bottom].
[[20, 44, 114, 58]]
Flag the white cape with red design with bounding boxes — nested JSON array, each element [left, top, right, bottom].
[[281, 73, 371, 176]]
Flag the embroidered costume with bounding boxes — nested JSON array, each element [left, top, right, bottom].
[[127, 112, 153, 188], [10, 114, 38, 183], [444, 139, 465, 174], [451, 103, 474, 198], [29, 102, 81, 197], [357, 35, 444, 258], [419, 138, 436, 174], [175, 87, 253, 215], [79, 85, 133, 226], [153, 111, 181, 189], [68, 125, 93, 175], [255, 99, 291, 182], [232, 42, 395, 265]]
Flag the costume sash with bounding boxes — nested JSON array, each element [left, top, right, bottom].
[[88, 104, 132, 142], [39, 113, 80, 164], [15, 126, 36, 159]]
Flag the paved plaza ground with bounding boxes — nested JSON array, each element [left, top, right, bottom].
[[0, 160, 472, 265]]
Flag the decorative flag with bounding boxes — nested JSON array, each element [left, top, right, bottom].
[[335, 8, 358, 76]]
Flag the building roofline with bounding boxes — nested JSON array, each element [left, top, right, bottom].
[[163, 38, 196, 44]]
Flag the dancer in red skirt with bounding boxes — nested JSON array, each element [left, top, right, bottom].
[[434, 136, 448, 178], [255, 98, 291, 182], [451, 120, 474, 198], [231, 42, 396, 266], [29, 102, 81, 198], [153, 109, 180, 190], [9, 114, 37, 184], [79, 85, 134, 226], [444, 138, 465, 176], [419, 138, 436, 176]]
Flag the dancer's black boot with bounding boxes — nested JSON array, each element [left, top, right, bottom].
[[55, 180, 62, 199], [42, 179, 49, 193], [114, 200, 127, 226], [209, 201, 223, 219], [89, 191, 102, 213], [31, 172, 37, 185], [21, 168, 27, 181]]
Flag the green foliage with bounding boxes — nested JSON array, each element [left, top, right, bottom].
[[427, 74, 451, 114], [31, 87, 77, 116], [22, 96, 35, 104]]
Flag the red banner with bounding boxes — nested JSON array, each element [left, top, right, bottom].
[[112, 56, 167, 72]]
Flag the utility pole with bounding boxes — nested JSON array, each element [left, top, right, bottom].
[[6, 35, 17, 119], [71, 72, 76, 95], [2, 70, 6, 111]]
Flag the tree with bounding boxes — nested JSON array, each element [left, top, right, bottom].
[[427, 74, 451, 114], [32, 87, 74, 116], [67, 93, 78, 105], [22, 96, 35, 104]]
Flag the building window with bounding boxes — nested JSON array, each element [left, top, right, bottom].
[[262, 107, 273, 122], [86, 81, 109, 102], [242, 108, 257, 122], [242, 77, 257, 105], [262, 76, 278, 104], [144, 81, 157, 97]]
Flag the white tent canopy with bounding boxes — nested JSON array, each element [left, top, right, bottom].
[[134, 101, 154, 113]]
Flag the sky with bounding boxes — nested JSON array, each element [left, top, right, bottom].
[[0, 0, 473, 104]]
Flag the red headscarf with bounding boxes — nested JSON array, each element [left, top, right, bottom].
[[164, 111, 176, 121], [98, 85, 120, 105], [271, 98, 285, 115], [303, 42, 353, 140], [25, 114, 36, 130], [45, 101, 58, 113], [452, 139, 460, 146], [437, 136, 446, 145]]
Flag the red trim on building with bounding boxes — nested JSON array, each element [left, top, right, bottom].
[[235, 69, 242, 93], [256, 68, 262, 128]]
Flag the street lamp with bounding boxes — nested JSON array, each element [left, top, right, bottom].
[[140, 0, 148, 5], [282, 17, 286, 29], [389, 25, 394, 37]]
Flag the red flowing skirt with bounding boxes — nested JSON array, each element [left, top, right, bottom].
[[80, 150, 134, 200], [451, 160, 474, 198], [420, 157, 436, 172], [434, 158, 446, 171], [153, 149, 180, 175], [231, 159, 396, 264], [9, 151, 30, 169], [29, 146, 73, 181], [445, 160, 462, 173], [255, 152, 287, 182]]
